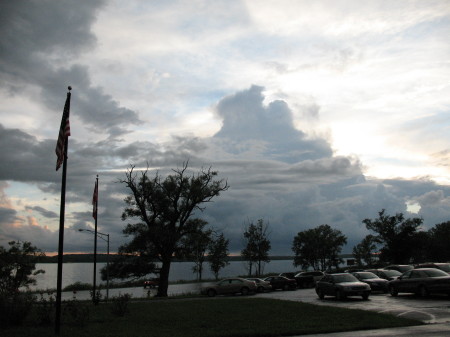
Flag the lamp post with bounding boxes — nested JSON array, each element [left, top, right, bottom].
[[79, 229, 110, 302]]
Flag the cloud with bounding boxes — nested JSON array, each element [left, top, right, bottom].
[[0, 0, 142, 139], [25, 206, 58, 219], [2, 81, 450, 255], [214, 85, 333, 163]]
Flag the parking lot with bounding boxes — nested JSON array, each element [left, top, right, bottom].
[[67, 282, 450, 324], [258, 287, 450, 324]]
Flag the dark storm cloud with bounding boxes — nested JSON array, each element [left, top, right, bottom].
[[0, 0, 142, 138], [193, 86, 450, 254], [0, 207, 21, 227], [0, 124, 58, 182]]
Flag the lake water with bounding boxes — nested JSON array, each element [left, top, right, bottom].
[[31, 260, 297, 290]]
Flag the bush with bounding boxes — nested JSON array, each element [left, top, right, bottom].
[[0, 291, 35, 326], [63, 282, 92, 291], [35, 292, 55, 326], [90, 289, 102, 305], [110, 293, 131, 317], [62, 298, 90, 327]]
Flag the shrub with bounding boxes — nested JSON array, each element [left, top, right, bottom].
[[110, 293, 131, 317], [62, 298, 90, 327], [0, 291, 35, 326], [63, 281, 92, 291], [35, 291, 55, 326], [90, 289, 102, 305]]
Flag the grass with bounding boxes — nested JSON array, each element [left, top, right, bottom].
[[2, 297, 421, 337]]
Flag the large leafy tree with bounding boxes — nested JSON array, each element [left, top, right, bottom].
[[352, 235, 378, 267], [119, 162, 228, 297], [0, 241, 44, 294], [292, 224, 347, 271], [207, 233, 230, 280], [362, 209, 423, 264], [178, 219, 212, 281], [241, 219, 271, 276], [427, 221, 450, 262]]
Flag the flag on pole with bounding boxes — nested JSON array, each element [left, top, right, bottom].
[[55, 90, 71, 171], [92, 178, 98, 220]]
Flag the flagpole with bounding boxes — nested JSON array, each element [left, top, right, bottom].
[[93, 175, 98, 304], [55, 87, 72, 335]]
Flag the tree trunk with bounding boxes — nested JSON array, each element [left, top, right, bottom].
[[156, 258, 171, 297]]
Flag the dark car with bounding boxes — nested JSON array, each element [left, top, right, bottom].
[[315, 273, 371, 300], [366, 269, 402, 281], [200, 278, 257, 297], [351, 271, 389, 293], [389, 268, 450, 297], [294, 271, 325, 288], [279, 272, 297, 279], [383, 265, 413, 273], [246, 278, 272, 292], [415, 263, 450, 274], [264, 276, 297, 290]]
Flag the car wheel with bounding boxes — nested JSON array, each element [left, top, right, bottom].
[[317, 289, 324, 299], [389, 286, 398, 297], [362, 292, 369, 300], [241, 287, 250, 296], [336, 290, 345, 300], [283, 284, 289, 291], [207, 289, 216, 297], [257, 286, 264, 293], [418, 285, 429, 298]]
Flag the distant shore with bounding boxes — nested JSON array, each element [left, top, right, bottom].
[[37, 254, 297, 264]]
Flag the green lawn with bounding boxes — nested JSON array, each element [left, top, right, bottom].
[[3, 297, 421, 337]]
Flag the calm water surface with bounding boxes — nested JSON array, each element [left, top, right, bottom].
[[32, 260, 297, 290]]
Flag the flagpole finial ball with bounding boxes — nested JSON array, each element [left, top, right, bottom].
[[68, 86, 72, 91]]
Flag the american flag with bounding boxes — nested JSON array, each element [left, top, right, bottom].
[[55, 91, 71, 171], [92, 179, 98, 220]]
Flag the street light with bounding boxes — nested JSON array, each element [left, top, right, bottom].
[[78, 229, 110, 302]]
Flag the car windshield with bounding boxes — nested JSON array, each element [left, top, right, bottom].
[[356, 272, 378, 279], [437, 265, 450, 272], [333, 274, 358, 283], [423, 269, 448, 277]]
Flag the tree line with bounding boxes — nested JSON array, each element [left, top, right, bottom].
[[3, 163, 450, 299]]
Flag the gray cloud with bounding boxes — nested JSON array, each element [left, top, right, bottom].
[[0, 0, 142, 139], [25, 206, 58, 219], [214, 85, 333, 163], [2, 82, 450, 255]]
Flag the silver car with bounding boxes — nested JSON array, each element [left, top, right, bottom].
[[316, 273, 371, 300], [201, 278, 257, 297], [246, 278, 272, 292]]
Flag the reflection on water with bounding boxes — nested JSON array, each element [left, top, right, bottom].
[[32, 260, 296, 290]]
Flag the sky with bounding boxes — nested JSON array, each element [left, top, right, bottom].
[[1, 0, 450, 256]]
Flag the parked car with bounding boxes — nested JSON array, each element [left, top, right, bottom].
[[383, 265, 413, 273], [246, 278, 272, 292], [294, 271, 325, 288], [264, 276, 297, 290], [351, 271, 389, 293], [315, 273, 371, 300], [389, 268, 450, 297], [415, 263, 450, 274], [200, 278, 257, 297], [279, 272, 297, 279], [366, 269, 402, 281]]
